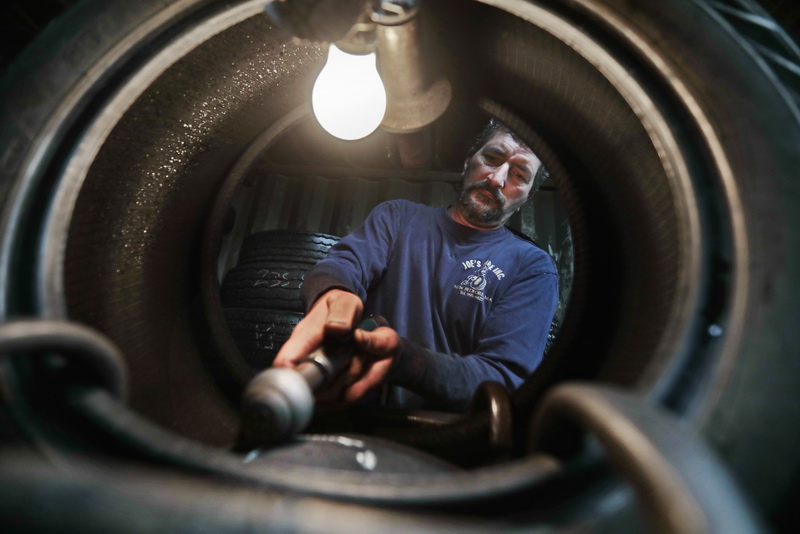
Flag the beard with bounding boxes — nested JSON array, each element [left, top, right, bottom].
[[457, 181, 508, 227]]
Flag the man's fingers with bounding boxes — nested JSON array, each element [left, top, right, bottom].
[[354, 327, 399, 357], [345, 358, 393, 403], [274, 291, 392, 407], [273, 290, 362, 367], [342, 353, 364, 387], [316, 354, 363, 405], [343, 327, 399, 402], [325, 291, 363, 337], [273, 312, 325, 367]]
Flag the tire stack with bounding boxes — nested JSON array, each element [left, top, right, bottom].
[[220, 230, 340, 370]]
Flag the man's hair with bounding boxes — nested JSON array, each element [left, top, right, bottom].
[[466, 119, 550, 194]]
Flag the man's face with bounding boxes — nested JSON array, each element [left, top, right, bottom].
[[457, 130, 541, 229]]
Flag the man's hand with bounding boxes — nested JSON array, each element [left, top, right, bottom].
[[342, 326, 400, 402], [272, 289, 400, 404], [273, 289, 363, 368]]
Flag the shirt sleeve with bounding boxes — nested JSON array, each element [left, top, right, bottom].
[[301, 200, 403, 311], [386, 264, 558, 412]]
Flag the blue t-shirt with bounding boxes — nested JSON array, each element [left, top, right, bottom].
[[302, 200, 558, 412]]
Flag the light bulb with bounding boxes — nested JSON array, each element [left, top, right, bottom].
[[312, 44, 387, 141]]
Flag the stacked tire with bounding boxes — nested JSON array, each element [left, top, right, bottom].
[[220, 230, 340, 370]]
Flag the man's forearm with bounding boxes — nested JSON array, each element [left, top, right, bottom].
[[386, 337, 527, 412]]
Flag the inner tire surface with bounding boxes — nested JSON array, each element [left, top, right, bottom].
[[0, 0, 798, 529]]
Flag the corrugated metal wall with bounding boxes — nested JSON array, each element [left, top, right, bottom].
[[219, 170, 456, 276]]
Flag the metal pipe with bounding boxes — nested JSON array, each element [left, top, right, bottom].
[[374, 1, 451, 134]]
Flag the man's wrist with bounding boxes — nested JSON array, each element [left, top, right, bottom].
[[385, 337, 429, 388], [302, 274, 356, 313]]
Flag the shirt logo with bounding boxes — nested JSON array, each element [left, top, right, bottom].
[[455, 259, 505, 302]]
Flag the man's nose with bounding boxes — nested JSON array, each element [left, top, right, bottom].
[[487, 164, 508, 187]]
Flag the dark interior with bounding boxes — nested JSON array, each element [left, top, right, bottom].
[[57, 1, 688, 449], [2, 0, 800, 530]]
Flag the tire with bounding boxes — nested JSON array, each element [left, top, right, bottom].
[[454, 0, 800, 516], [0, 0, 298, 446], [219, 231, 341, 374], [220, 230, 339, 326], [238, 230, 340, 266], [0, 0, 799, 530], [223, 308, 302, 369], [220, 262, 309, 312]]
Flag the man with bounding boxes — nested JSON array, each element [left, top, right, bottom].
[[274, 120, 558, 412]]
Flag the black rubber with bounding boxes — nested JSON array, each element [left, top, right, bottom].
[[1, 0, 799, 529], [221, 230, 340, 317], [220, 231, 341, 369], [238, 230, 341, 266], [529, 384, 766, 534], [222, 308, 303, 369], [220, 262, 308, 312]]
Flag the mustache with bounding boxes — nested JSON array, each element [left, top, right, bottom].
[[464, 181, 505, 205]]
